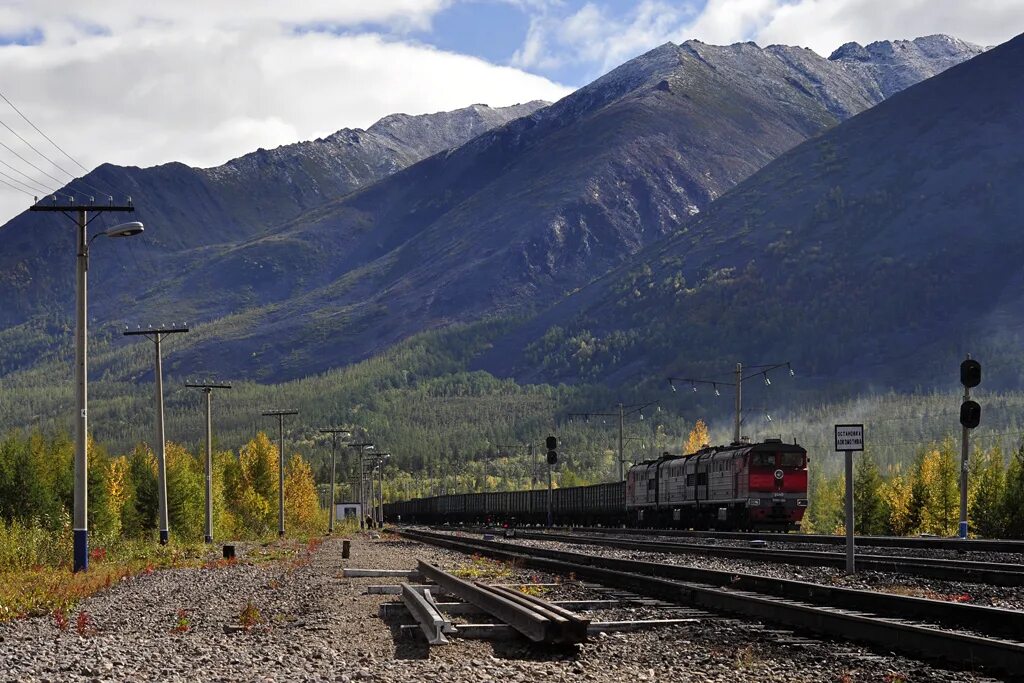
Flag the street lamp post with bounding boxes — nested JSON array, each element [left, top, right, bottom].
[[30, 200, 141, 572], [262, 409, 299, 536], [319, 428, 352, 533], [186, 382, 232, 543]]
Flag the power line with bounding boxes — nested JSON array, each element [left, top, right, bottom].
[[0, 155, 57, 195], [0, 167, 49, 196], [0, 137, 71, 189], [0, 174, 35, 197], [0, 89, 91, 173]]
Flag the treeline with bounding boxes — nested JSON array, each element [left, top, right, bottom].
[[805, 439, 1024, 537], [0, 429, 322, 552]]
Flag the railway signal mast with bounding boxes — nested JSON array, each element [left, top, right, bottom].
[[668, 362, 794, 444], [959, 357, 982, 539], [546, 435, 557, 528]]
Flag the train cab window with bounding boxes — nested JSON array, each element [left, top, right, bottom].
[[780, 453, 806, 467], [750, 453, 775, 467]]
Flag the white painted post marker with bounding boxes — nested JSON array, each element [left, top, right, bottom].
[[835, 424, 864, 574]]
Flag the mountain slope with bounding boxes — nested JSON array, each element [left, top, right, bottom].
[[481, 32, 1024, 390], [0, 101, 547, 328], [119, 36, 983, 381]]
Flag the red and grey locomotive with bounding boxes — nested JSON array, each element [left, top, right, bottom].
[[626, 438, 808, 529]]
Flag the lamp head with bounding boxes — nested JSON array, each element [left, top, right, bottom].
[[105, 221, 144, 238]]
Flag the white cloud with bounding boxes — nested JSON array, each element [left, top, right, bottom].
[[0, 2, 571, 222]]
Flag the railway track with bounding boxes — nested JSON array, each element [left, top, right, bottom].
[[544, 525, 1024, 554], [486, 528, 1024, 587], [399, 526, 1024, 677]]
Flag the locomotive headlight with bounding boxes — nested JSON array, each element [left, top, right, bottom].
[[747, 498, 761, 507], [797, 499, 808, 507]]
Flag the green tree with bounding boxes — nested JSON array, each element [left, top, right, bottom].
[[853, 453, 887, 535], [1003, 444, 1024, 537], [971, 446, 1006, 537], [165, 442, 204, 541], [123, 444, 158, 536]]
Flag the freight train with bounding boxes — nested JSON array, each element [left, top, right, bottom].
[[384, 438, 808, 530]]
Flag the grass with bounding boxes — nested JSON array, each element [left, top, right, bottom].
[[452, 553, 516, 581]]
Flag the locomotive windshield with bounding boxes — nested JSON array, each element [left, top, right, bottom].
[[780, 452, 805, 467], [750, 452, 806, 467]]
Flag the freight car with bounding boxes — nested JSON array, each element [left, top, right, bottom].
[[383, 438, 807, 531]]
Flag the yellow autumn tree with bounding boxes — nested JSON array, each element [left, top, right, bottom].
[[229, 432, 280, 537], [283, 453, 321, 534], [917, 440, 959, 535], [686, 419, 710, 454], [103, 455, 131, 538], [879, 472, 914, 535]]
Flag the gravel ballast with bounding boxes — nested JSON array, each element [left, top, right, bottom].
[[0, 534, 1005, 681]]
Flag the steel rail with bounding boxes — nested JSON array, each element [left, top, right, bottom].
[[507, 529, 1024, 587], [400, 528, 1024, 676], [416, 560, 561, 643], [543, 525, 1024, 554]]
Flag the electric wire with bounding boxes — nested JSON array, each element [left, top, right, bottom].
[[0, 174, 35, 197], [0, 89, 124, 202], [0, 89, 90, 173], [0, 116, 111, 200], [0, 155, 58, 195], [0, 137, 92, 197], [0, 167, 49, 196]]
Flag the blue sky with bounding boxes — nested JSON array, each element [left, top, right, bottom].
[[0, 0, 1019, 222]]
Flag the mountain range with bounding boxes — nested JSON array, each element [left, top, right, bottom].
[[479, 32, 1024, 393], [0, 34, 994, 388]]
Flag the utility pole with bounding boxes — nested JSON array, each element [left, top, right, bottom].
[[185, 382, 232, 543], [567, 402, 657, 481], [347, 442, 374, 529], [319, 428, 352, 534], [30, 198, 140, 572], [262, 409, 299, 537], [529, 443, 536, 489], [370, 453, 391, 526], [125, 325, 189, 545], [669, 361, 793, 445], [618, 403, 625, 482]]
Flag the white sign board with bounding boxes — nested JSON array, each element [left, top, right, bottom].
[[835, 424, 864, 452]]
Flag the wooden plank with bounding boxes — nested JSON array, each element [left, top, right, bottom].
[[343, 568, 421, 578]]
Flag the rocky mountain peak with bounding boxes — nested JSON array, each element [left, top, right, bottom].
[[828, 34, 984, 97]]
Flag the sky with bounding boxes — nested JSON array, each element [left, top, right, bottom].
[[0, 0, 1021, 222]]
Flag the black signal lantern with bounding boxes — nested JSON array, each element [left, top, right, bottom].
[[960, 359, 981, 388], [960, 400, 981, 429], [546, 435, 557, 465]]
